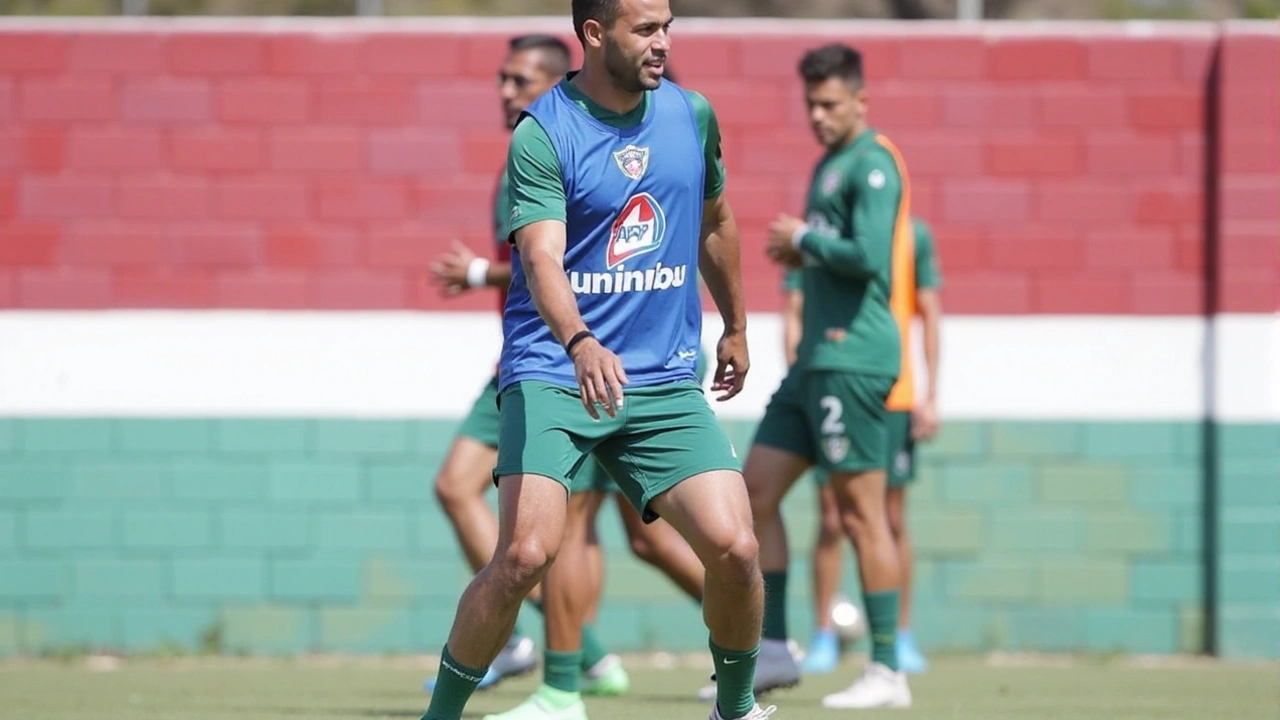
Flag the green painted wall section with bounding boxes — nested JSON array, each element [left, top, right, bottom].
[[0, 418, 1273, 659], [1213, 423, 1280, 659]]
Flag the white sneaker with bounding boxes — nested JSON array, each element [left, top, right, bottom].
[[490, 635, 538, 678], [709, 702, 778, 720], [821, 662, 912, 709], [696, 639, 800, 701]]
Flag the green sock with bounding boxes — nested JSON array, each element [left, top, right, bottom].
[[761, 570, 789, 641], [421, 644, 485, 720], [579, 624, 609, 672], [863, 589, 901, 671], [710, 639, 759, 720], [543, 649, 581, 694]]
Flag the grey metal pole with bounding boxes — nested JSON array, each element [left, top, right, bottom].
[[957, 0, 983, 20], [122, 0, 149, 15], [357, 0, 385, 15]]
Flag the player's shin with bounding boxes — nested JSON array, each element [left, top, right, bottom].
[[832, 470, 902, 672], [702, 531, 764, 720], [542, 527, 591, 695], [425, 567, 529, 720]]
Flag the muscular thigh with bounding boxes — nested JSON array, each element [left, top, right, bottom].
[[593, 380, 740, 523], [455, 375, 502, 448], [494, 380, 615, 492], [804, 371, 895, 474]]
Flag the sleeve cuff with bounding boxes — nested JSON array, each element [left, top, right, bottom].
[[790, 223, 810, 250]]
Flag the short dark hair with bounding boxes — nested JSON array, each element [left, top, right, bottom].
[[509, 34, 572, 77], [572, 0, 623, 45], [798, 43, 864, 89]]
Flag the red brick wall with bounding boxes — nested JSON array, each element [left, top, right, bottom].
[[0, 22, 1270, 314], [1217, 26, 1280, 314]]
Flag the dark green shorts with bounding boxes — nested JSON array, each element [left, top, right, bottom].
[[571, 457, 617, 494], [753, 367, 895, 474], [494, 379, 740, 522], [885, 410, 916, 487], [462, 375, 616, 493], [456, 375, 502, 448], [811, 410, 916, 487]]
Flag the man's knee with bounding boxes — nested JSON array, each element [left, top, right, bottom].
[[495, 534, 558, 589], [434, 467, 486, 513], [433, 439, 494, 512], [706, 526, 759, 584], [627, 532, 657, 564]]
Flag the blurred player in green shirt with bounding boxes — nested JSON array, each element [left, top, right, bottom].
[[746, 42, 915, 709], [785, 217, 943, 677]]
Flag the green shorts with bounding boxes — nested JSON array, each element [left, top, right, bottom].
[[885, 410, 916, 488], [810, 410, 915, 487], [571, 457, 618, 494], [461, 375, 616, 493], [494, 379, 740, 522], [753, 367, 895, 474], [456, 375, 502, 448]]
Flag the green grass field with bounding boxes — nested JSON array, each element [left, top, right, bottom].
[[1, 653, 1274, 720]]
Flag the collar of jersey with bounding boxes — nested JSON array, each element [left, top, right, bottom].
[[557, 72, 655, 138]]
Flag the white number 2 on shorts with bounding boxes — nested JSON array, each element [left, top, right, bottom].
[[819, 395, 845, 435]]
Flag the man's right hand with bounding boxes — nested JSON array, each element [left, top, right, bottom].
[[428, 240, 480, 296], [570, 336, 628, 421]]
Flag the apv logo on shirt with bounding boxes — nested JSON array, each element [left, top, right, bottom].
[[607, 193, 666, 269], [570, 192, 685, 296]]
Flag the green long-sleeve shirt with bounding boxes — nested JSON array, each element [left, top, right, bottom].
[[791, 128, 908, 378]]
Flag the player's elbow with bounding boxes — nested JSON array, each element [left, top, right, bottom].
[[916, 290, 942, 320]]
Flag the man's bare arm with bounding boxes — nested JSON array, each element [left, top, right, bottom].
[[783, 289, 803, 368], [699, 194, 747, 335], [428, 241, 514, 295], [513, 220, 586, 345], [699, 194, 750, 400], [916, 288, 941, 403]]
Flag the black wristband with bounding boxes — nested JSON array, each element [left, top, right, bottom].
[[565, 330, 595, 356]]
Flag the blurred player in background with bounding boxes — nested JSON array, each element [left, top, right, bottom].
[[420, 0, 773, 717], [425, 33, 627, 697], [788, 215, 943, 677], [744, 41, 914, 709]]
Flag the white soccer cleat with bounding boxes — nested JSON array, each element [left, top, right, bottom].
[[696, 639, 800, 702], [821, 662, 912, 709], [490, 635, 538, 679], [709, 703, 778, 720]]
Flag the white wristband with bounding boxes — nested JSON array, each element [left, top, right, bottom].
[[790, 223, 810, 250], [466, 257, 491, 289]]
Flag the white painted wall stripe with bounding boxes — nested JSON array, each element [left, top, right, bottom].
[[0, 311, 1274, 422], [1212, 314, 1280, 423]]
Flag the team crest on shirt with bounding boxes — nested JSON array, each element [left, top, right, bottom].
[[612, 144, 650, 180], [607, 192, 666, 269], [821, 170, 841, 196], [824, 436, 849, 464]]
